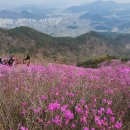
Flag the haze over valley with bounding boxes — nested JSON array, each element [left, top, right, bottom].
[[0, 0, 130, 37]]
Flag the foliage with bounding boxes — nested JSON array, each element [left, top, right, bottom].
[[121, 57, 130, 62], [0, 26, 130, 64], [0, 63, 130, 129], [77, 55, 117, 68]]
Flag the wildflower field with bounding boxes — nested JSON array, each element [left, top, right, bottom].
[[0, 63, 130, 130]]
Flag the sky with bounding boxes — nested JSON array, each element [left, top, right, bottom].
[[0, 0, 130, 8]]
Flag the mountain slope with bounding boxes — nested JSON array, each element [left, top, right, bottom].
[[0, 26, 130, 63]]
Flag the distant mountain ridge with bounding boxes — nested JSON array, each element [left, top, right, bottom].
[[66, 1, 130, 14], [0, 10, 47, 19], [0, 1, 130, 36], [0, 26, 130, 63]]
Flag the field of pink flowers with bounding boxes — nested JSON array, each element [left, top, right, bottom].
[[0, 63, 130, 130]]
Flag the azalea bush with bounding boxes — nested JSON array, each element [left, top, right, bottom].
[[0, 63, 130, 130]]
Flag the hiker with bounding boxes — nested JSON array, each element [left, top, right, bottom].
[[13, 58, 18, 65], [23, 54, 31, 66], [0, 58, 3, 64], [8, 55, 14, 66], [2, 58, 8, 65]]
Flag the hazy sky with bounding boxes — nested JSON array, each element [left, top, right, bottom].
[[0, 0, 130, 8]]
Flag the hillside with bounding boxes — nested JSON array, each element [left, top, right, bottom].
[[1, 62, 130, 129], [0, 26, 130, 63]]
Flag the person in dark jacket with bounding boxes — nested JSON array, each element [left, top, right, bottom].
[[23, 54, 31, 66], [8, 55, 14, 66], [0, 58, 3, 64], [23, 54, 30, 60]]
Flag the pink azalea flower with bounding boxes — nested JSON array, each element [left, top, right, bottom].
[[103, 99, 107, 103], [61, 104, 69, 112], [80, 116, 87, 123], [48, 102, 60, 112], [61, 96, 65, 101], [65, 119, 69, 125], [63, 110, 74, 120], [20, 126, 28, 130], [80, 99, 85, 105], [41, 95, 47, 100], [107, 100, 112, 105], [67, 92, 74, 97], [71, 123, 76, 128], [115, 121, 122, 129], [21, 102, 27, 107], [21, 109, 26, 115], [33, 107, 41, 114], [84, 127, 89, 130], [110, 116, 115, 123], [52, 115, 62, 126], [100, 107, 105, 112], [98, 110, 103, 115], [75, 106, 83, 114], [106, 108, 113, 115]]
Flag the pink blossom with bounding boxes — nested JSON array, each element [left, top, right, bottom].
[[110, 116, 115, 123], [21, 109, 26, 115], [52, 115, 62, 126], [100, 107, 105, 112], [15, 87, 19, 91], [61, 104, 69, 112], [98, 110, 103, 115], [55, 92, 59, 96], [103, 99, 107, 103], [115, 121, 122, 129], [41, 95, 47, 100], [106, 108, 113, 115], [61, 96, 65, 101], [75, 106, 83, 114], [95, 116, 100, 122], [20, 126, 28, 130], [84, 127, 89, 130], [63, 110, 74, 120], [95, 116, 102, 126], [67, 92, 74, 97], [33, 107, 41, 114], [80, 99, 85, 105], [21, 102, 27, 107], [94, 99, 96, 103], [80, 116, 86, 124], [107, 100, 112, 105], [48, 102, 60, 112], [71, 123, 76, 128], [65, 119, 69, 125]]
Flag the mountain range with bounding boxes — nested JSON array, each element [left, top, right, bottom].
[[0, 26, 130, 63], [0, 0, 130, 36], [70, 0, 130, 33], [66, 1, 130, 14], [0, 10, 47, 19]]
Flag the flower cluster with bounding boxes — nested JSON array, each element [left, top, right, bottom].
[[0, 63, 130, 129]]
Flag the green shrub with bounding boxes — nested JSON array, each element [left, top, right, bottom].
[[121, 57, 130, 62], [77, 55, 117, 68]]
